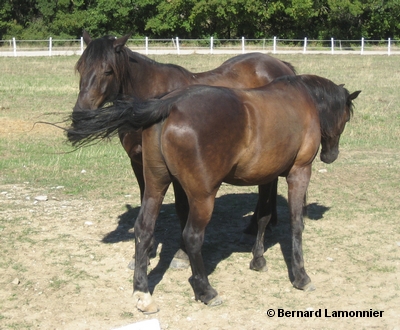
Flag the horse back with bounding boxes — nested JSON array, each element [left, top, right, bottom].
[[194, 53, 295, 88]]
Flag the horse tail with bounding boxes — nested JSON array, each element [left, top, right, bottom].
[[67, 97, 174, 147]]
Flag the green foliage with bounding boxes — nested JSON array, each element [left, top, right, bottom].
[[360, 0, 400, 39], [0, 0, 399, 39]]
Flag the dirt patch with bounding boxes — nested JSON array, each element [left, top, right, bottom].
[[0, 117, 65, 139], [1, 167, 399, 330]]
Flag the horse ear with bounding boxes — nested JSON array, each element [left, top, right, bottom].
[[82, 30, 92, 45], [349, 90, 361, 101], [113, 33, 132, 53]]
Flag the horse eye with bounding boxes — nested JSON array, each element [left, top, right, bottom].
[[104, 70, 113, 76]]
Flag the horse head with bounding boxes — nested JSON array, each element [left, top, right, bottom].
[[319, 84, 361, 164], [298, 75, 360, 164], [74, 30, 132, 111]]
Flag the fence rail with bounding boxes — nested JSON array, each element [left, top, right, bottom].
[[0, 37, 398, 57]]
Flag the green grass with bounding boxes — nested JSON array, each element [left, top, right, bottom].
[[1, 55, 399, 197]]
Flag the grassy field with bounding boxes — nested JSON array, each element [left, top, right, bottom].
[[0, 54, 399, 329], [0, 54, 398, 196]]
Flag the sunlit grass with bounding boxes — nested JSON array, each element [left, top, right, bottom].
[[0, 53, 399, 198]]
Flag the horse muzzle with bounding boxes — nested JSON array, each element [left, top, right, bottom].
[[320, 149, 339, 164]]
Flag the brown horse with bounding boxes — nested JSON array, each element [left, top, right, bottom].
[[74, 32, 296, 267], [67, 75, 360, 313]]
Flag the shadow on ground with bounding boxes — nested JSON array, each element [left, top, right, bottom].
[[102, 192, 330, 292]]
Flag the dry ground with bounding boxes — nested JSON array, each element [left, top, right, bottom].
[[1, 148, 399, 329]]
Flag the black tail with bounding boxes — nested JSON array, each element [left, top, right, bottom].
[[67, 98, 174, 147]]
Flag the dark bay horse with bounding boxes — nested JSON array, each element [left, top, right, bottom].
[[67, 75, 360, 313], [75, 32, 296, 267]]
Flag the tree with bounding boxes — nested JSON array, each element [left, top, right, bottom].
[[0, 0, 399, 40], [360, 0, 400, 39], [324, 0, 363, 39]]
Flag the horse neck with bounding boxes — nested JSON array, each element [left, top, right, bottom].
[[125, 52, 195, 99]]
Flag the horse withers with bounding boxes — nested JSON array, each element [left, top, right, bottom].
[[67, 75, 360, 313]]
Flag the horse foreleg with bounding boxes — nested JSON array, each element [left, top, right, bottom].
[[249, 183, 274, 272], [286, 166, 315, 292], [241, 179, 278, 244]]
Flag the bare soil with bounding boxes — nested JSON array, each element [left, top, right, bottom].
[[1, 160, 399, 330]]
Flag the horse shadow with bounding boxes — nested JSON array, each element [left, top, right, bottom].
[[101, 192, 330, 292]]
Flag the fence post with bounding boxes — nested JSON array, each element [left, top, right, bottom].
[[273, 36, 277, 54], [80, 36, 84, 54], [145, 37, 149, 55], [176, 37, 180, 55], [361, 37, 364, 55], [210, 36, 213, 54], [303, 37, 307, 54], [12, 37, 17, 57], [242, 37, 245, 53], [388, 38, 391, 56], [331, 38, 334, 54], [49, 37, 52, 56]]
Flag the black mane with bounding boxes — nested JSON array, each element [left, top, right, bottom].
[[75, 35, 192, 97], [299, 75, 354, 138]]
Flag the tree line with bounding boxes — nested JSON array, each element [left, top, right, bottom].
[[1, 0, 399, 41]]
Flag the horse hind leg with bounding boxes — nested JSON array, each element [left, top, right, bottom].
[[249, 183, 274, 272], [169, 181, 190, 269], [128, 177, 189, 271], [183, 195, 222, 306], [133, 180, 170, 313]]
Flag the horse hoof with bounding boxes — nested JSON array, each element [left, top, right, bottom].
[[302, 282, 316, 292], [133, 291, 159, 314], [293, 281, 316, 292], [169, 257, 190, 269], [206, 295, 223, 307], [249, 256, 268, 272], [250, 263, 268, 272], [239, 233, 256, 245]]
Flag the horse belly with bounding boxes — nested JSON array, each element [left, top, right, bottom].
[[224, 150, 296, 186]]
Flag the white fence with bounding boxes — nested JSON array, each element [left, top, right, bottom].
[[0, 36, 398, 57]]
